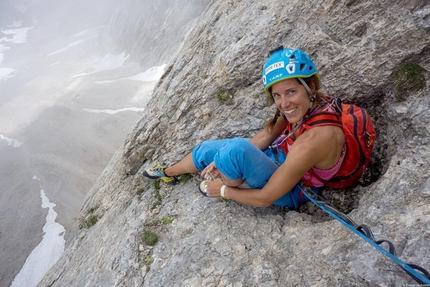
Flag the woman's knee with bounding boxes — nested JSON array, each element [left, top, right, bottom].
[[219, 138, 250, 155], [192, 139, 232, 170], [214, 138, 258, 180]]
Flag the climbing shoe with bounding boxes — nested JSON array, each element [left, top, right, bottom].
[[198, 180, 209, 197], [142, 163, 178, 185]]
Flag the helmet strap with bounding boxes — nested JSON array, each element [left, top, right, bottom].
[[297, 78, 316, 109]]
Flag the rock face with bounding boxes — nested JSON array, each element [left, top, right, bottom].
[[102, 0, 211, 68], [40, 1, 430, 286]]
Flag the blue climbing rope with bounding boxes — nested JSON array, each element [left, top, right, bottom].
[[299, 186, 430, 285]]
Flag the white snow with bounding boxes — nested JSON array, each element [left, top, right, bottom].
[[71, 26, 103, 38], [0, 67, 16, 81], [46, 27, 103, 57], [1, 42, 11, 65], [0, 27, 33, 44], [10, 177, 66, 287], [46, 37, 92, 56], [94, 64, 166, 84], [83, 107, 145, 114], [78, 63, 165, 115], [0, 43, 13, 80], [92, 51, 129, 71], [0, 134, 23, 147], [72, 51, 130, 77], [0, 25, 33, 81], [48, 61, 60, 67]]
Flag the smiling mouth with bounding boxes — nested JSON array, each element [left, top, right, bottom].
[[283, 108, 297, 115]]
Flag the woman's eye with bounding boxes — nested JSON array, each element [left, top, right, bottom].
[[272, 94, 281, 99], [288, 90, 296, 95]]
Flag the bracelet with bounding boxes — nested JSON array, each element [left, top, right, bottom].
[[220, 185, 227, 199]]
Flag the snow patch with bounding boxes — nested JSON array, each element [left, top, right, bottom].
[[83, 107, 145, 114], [0, 27, 33, 44], [0, 67, 16, 81], [72, 51, 130, 78], [47, 37, 92, 56], [0, 26, 32, 81], [0, 134, 23, 147], [94, 64, 166, 84], [10, 177, 66, 287], [48, 61, 60, 67]]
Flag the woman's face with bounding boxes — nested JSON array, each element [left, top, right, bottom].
[[271, 78, 311, 124]]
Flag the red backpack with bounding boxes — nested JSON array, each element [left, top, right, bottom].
[[298, 97, 376, 188]]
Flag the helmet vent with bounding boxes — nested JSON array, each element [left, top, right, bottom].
[[263, 47, 319, 92]]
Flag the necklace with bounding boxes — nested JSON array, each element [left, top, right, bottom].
[[293, 120, 302, 129]]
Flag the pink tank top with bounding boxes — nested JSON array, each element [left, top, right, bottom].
[[303, 143, 346, 187], [284, 105, 347, 187], [286, 141, 346, 187]]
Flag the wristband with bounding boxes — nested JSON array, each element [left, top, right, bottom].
[[220, 185, 227, 199]]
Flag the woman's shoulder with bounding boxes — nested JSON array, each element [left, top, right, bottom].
[[293, 125, 345, 169], [298, 124, 343, 144]]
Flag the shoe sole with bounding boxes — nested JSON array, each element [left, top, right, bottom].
[[165, 178, 178, 185], [142, 171, 178, 185], [198, 180, 209, 196], [142, 170, 160, 179]]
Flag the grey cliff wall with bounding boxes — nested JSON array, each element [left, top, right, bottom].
[[101, 0, 211, 68], [40, 1, 430, 286]]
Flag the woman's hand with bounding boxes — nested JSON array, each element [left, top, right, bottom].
[[205, 178, 224, 197], [201, 162, 220, 180]]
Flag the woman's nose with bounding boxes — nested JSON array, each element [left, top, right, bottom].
[[280, 95, 289, 109]]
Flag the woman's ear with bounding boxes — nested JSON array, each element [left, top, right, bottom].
[[309, 79, 317, 94]]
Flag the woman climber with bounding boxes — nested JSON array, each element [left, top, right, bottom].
[[142, 46, 375, 210]]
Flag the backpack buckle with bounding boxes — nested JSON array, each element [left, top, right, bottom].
[[363, 132, 373, 148]]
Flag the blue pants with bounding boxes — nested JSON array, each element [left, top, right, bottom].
[[192, 137, 316, 209]]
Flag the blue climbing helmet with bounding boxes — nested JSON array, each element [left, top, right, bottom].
[[262, 46, 319, 92]]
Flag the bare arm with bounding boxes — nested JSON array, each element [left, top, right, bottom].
[[249, 117, 288, 150], [205, 126, 344, 206]]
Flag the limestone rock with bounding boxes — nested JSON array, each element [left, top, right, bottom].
[[40, 0, 430, 286]]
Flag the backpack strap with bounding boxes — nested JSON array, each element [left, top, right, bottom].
[[295, 98, 346, 187], [297, 99, 343, 135]]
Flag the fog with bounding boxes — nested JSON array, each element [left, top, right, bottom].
[[0, 0, 209, 286]]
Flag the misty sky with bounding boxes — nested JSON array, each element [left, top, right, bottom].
[[0, 1, 210, 285]]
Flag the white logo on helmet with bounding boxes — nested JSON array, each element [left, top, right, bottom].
[[262, 75, 266, 85], [284, 49, 295, 57], [286, 63, 295, 74], [265, 62, 284, 75], [269, 74, 283, 82]]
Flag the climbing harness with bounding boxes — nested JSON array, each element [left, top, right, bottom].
[[298, 186, 430, 285]]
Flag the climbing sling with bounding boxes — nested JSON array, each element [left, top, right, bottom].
[[298, 186, 430, 285]]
